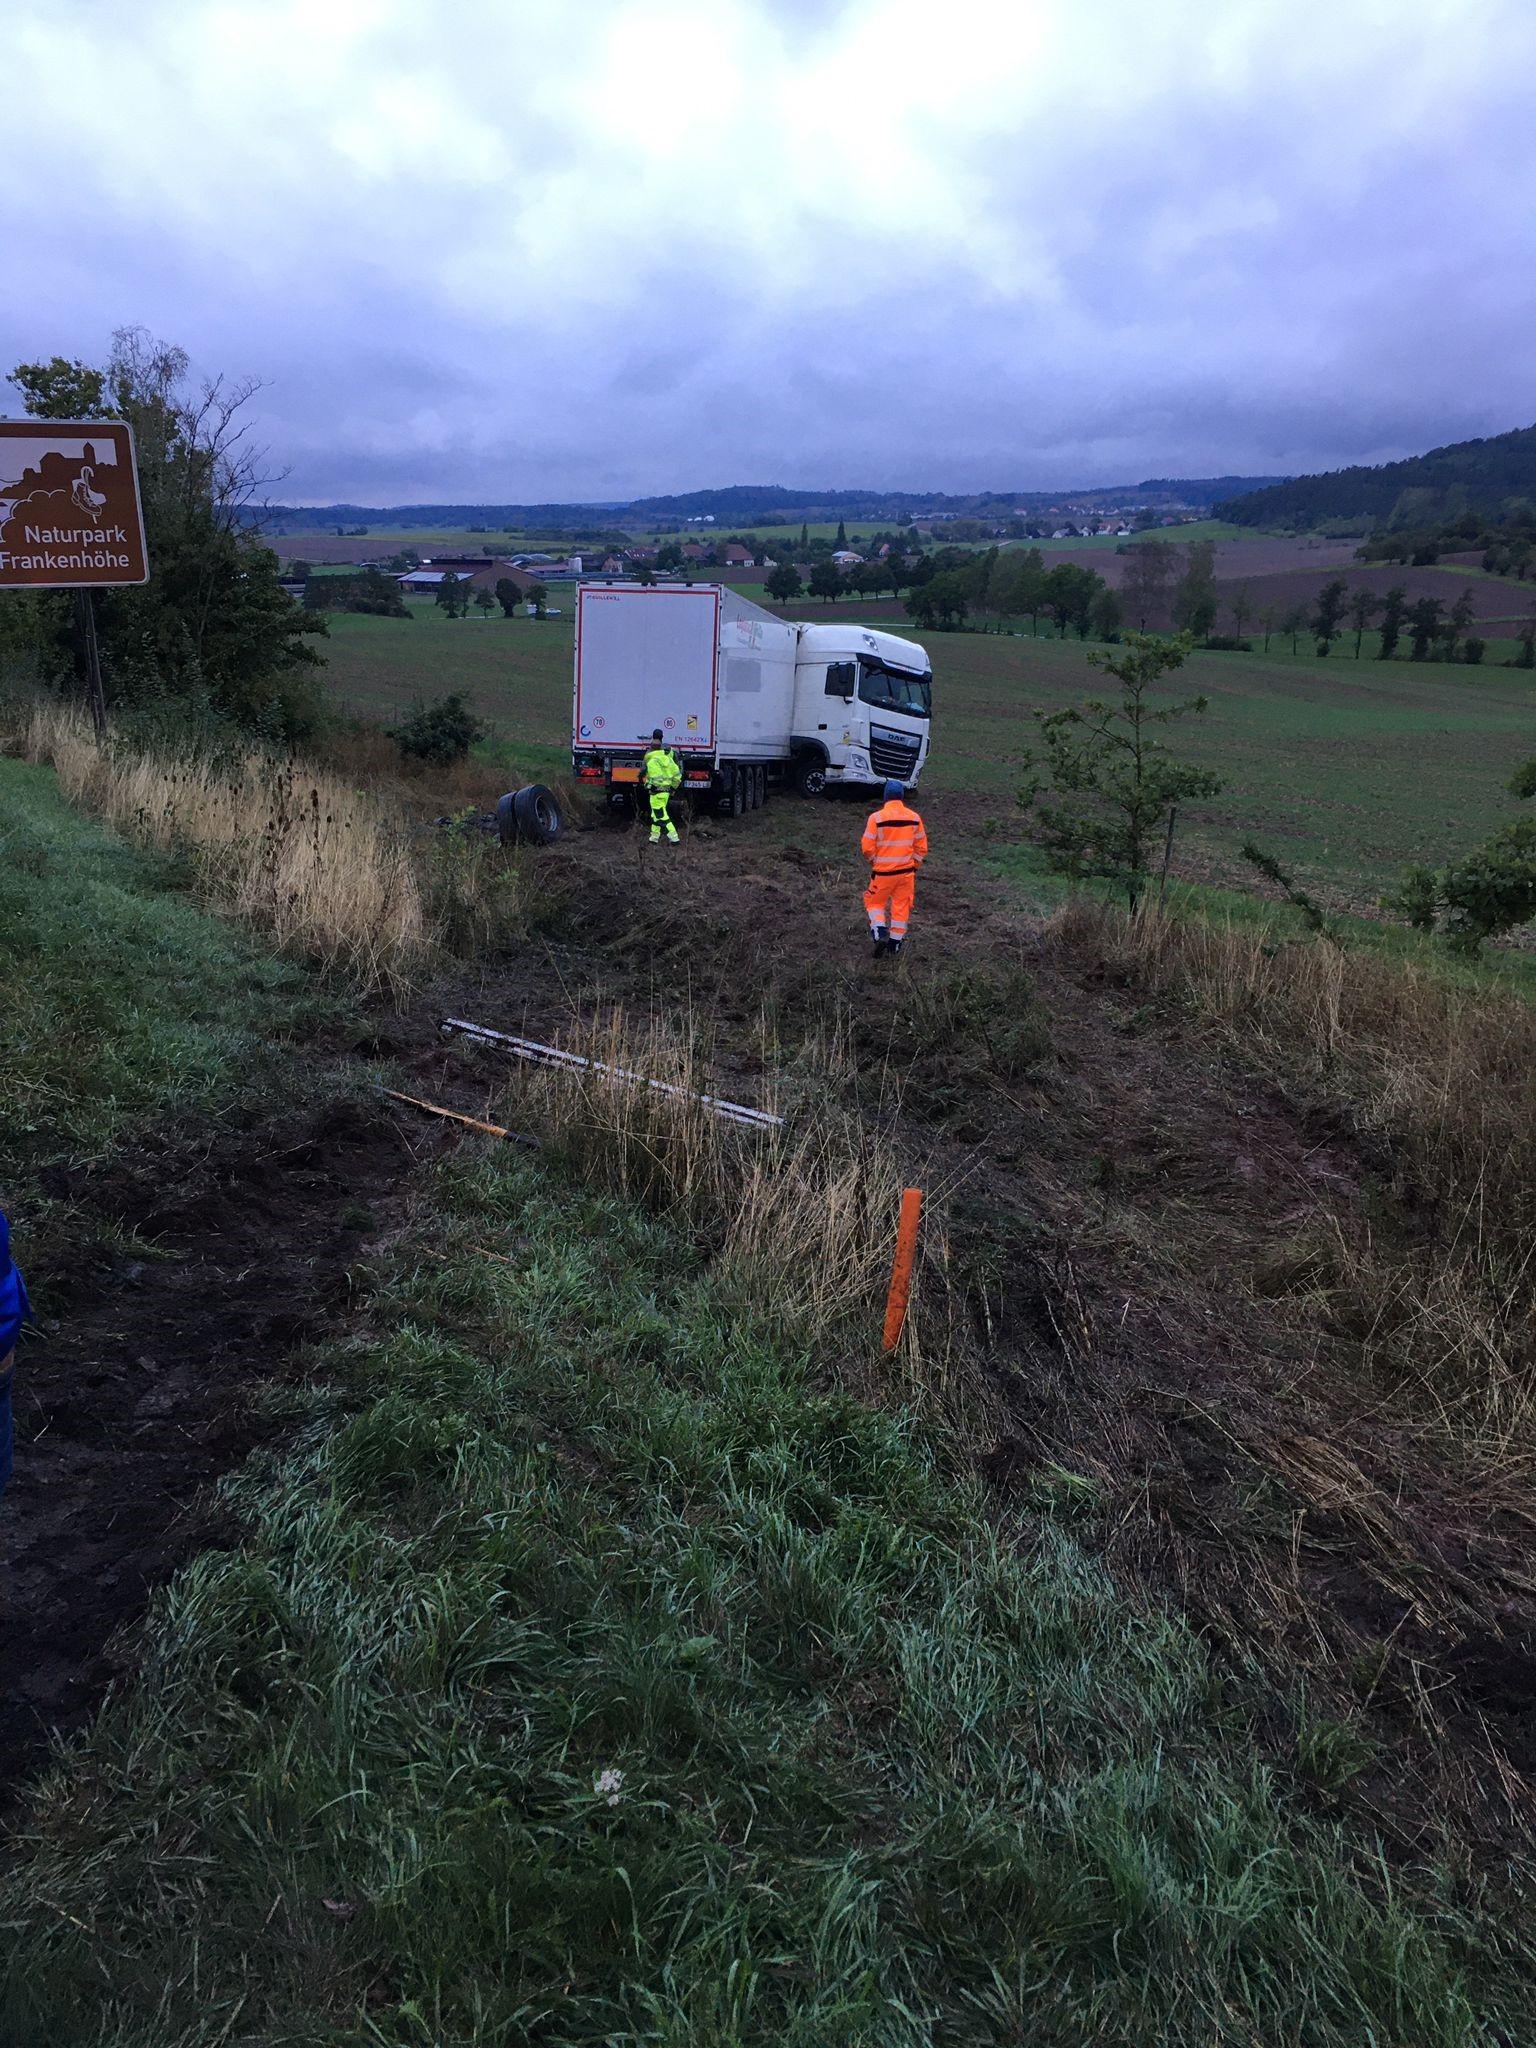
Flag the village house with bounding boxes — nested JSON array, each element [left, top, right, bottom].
[[396, 568, 476, 597], [400, 556, 539, 598]]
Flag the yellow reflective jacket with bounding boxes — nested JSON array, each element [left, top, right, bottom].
[[644, 746, 682, 791]]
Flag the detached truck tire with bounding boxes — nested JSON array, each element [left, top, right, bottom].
[[497, 785, 564, 847]]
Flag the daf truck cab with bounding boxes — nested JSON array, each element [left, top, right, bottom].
[[570, 583, 933, 813], [791, 621, 932, 797]]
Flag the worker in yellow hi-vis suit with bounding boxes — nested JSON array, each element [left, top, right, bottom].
[[643, 728, 682, 844]]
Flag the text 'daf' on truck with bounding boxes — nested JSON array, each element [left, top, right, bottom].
[[571, 581, 933, 814]]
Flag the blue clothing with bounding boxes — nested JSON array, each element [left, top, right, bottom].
[[0, 1209, 29, 1357], [883, 779, 905, 801], [0, 1209, 29, 1502]]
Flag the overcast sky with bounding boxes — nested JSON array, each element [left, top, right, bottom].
[[6, 0, 1533, 504]]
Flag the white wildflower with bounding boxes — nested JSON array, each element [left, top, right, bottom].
[[594, 1766, 624, 1807]]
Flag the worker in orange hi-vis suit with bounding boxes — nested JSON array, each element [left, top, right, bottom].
[[861, 779, 928, 958]]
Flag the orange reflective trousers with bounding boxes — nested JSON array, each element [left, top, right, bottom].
[[864, 869, 916, 938]]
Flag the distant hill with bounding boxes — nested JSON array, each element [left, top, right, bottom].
[[1217, 425, 1536, 530], [1136, 475, 1288, 500], [261, 474, 1286, 533]]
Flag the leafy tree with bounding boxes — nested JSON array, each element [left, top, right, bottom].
[[1042, 562, 1100, 638], [905, 569, 971, 630], [854, 563, 887, 600], [305, 566, 407, 618], [473, 589, 497, 619], [1258, 604, 1278, 653], [834, 519, 848, 548], [1406, 596, 1444, 659], [656, 542, 683, 570], [808, 560, 844, 604], [8, 328, 327, 735], [1377, 584, 1408, 659], [1281, 603, 1309, 654], [799, 522, 809, 551], [1090, 586, 1123, 642], [1171, 539, 1218, 641], [388, 691, 486, 766], [1227, 583, 1253, 642], [1516, 618, 1536, 669], [885, 553, 910, 600], [435, 574, 470, 619], [1016, 632, 1221, 911], [1391, 757, 1536, 952], [494, 577, 522, 618], [525, 580, 549, 617], [1442, 587, 1476, 660], [1120, 537, 1175, 628], [1310, 577, 1350, 655], [765, 563, 803, 603], [9, 354, 107, 417], [1463, 635, 1486, 664], [1346, 585, 1383, 656], [287, 559, 312, 582]]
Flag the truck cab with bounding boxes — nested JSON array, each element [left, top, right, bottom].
[[790, 623, 933, 796]]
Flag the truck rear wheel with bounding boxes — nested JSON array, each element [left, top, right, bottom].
[[498, 784, 564, 846], [749, 765, 764, 810]]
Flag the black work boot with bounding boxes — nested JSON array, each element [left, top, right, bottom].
[[888, 937, 904, 959], [871, 925, 889, 954]]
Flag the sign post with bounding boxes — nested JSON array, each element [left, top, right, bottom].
[[0, 419, 150, 735]]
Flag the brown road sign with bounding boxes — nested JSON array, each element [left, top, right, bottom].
[[0, 419, 149, 588]]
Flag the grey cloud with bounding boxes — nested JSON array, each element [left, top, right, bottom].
[[6, 0, 1533, 502]]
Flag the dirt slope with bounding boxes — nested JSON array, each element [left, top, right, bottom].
[[0, 1096, 435, 1798], [410, 795, 1535, 1867], [6, 787, 1530, 1877]]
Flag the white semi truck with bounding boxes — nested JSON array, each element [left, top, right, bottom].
[[570, 581, 932, 814]]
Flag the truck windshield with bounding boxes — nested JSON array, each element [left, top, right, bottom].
[[858, 661, 931, 719]]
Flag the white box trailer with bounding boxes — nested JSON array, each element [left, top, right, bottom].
[[572, 581, 933, 814]]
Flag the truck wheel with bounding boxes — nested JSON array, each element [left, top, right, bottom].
[[749, 765, 764, 810], [729, 767, 747, 816], [498, 784, 563, 846], [793, 757, 827, 798]]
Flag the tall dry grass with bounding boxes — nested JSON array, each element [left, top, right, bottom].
[[480, 1004, 960, 1402], [19, 700, 429, 994], [1052, 898, 1536, 1451]]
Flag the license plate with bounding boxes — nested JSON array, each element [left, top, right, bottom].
[[610, 764, 640, 784]]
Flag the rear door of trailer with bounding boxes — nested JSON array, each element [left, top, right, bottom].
[[574, 585, 720, 760]]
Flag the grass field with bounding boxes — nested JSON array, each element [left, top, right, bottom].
[[317, 604, 1536, 919], [0, 756, 327, 1247]]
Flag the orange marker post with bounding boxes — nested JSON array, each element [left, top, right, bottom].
[[881, 1187, 923, 1354]]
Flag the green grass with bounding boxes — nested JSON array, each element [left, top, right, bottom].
[[314, 604, 1536, 947], [0, 755, 330, 1244], [2, 1135, 1523, 2045]]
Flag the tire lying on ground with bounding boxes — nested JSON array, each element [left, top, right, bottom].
[[496, 785, 564, 846]]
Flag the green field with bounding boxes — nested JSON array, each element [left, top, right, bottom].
[[317, 605, 1536, 916]]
